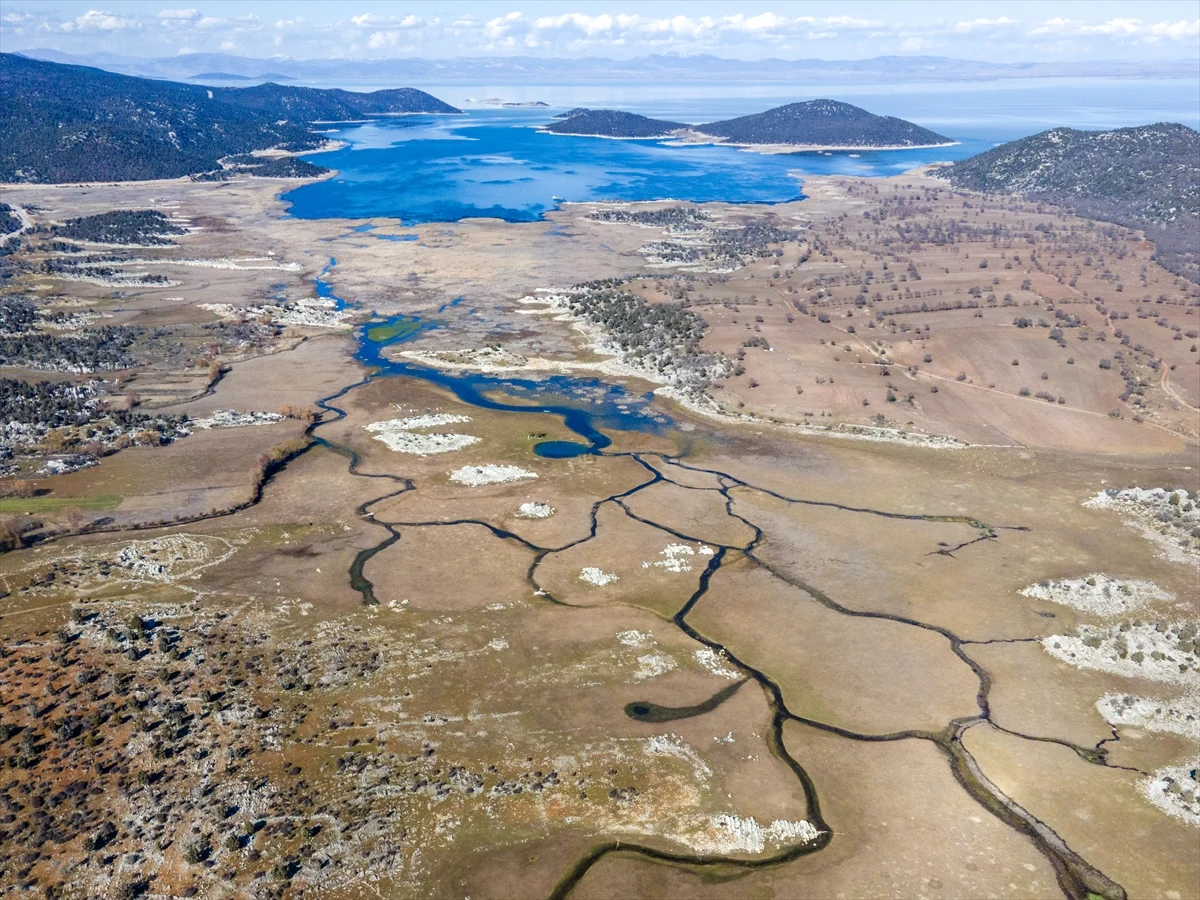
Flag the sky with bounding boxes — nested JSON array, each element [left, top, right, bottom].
[[2, 1, 1199, 62]]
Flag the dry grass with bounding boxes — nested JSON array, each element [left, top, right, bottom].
[[1, 169, 1197, 900]]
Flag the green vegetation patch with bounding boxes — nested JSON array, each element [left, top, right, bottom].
[[366, 317, 423, 343], [0, 494, 121, 513]]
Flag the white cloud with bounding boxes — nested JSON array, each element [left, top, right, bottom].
[[1086, 18, 1146, 37], [641, 16, 713, 39], [1030, 16, 1200, 40], [484, 10, 525, 40], [1146, 19, 1200, 40], [1, 10, 33, 32], [63, 9, 140, 32], [955, 17, 1018, 34], [813, 16, 884, 30], [352, 13, 423, 29], [156, 8, 199, 21], [725, 13, 789, 33]]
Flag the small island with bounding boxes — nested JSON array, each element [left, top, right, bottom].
[[543, 108, 687, 138], [543, 99, 954, 152], [467, 98, 550, 107], [693, 99, 954, 150]]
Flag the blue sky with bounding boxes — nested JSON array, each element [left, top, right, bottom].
[[3, 1, 1198, 61]]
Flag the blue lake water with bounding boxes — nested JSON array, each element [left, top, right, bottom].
[[294, 78, 1199, 445], [312, 260, 673, 452], [284, 78, 1199, 225], [356, 311, 675, 453]]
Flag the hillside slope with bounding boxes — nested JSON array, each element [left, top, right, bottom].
[[699, 100, 953, 148], [0, 54, 459, 183], [939, 123, 1200, 281]]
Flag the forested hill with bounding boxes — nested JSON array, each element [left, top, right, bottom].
[[697, 100, 953, 147], [207, 82, 460, 121], [543, 109, 687, 138], [938, 123, 1200, 282], [0, 53, 459, 184]]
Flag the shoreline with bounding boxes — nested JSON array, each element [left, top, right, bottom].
[[540, 126, 960, 154], [539, 128, 680, 141], [309, 111, 463, 125], [679, 136, 961, 155], [397, 347, 974, 450], [676, 129, 960, 154], [0, 141, 347, 190]]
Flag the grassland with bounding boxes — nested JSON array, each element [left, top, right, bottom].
[[0, 494, 120, 513]]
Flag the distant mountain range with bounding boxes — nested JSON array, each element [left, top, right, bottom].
[[0, 54, 459, 183], [938, 123, 1200, 282], [15, 49, 1198, 85], [189, 72, 296, 83], [545, 100, 952, 149]]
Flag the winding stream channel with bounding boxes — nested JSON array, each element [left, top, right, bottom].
[[305, 261, 1129, 900]]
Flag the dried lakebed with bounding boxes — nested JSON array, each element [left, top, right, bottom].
[[291, 266, 1167, 900]]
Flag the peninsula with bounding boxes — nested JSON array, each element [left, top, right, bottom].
[[0, 53, 461, 183]]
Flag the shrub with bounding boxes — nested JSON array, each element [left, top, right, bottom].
[[126, 614, 147, 640], [0, 517, 22, 552], [183, 840, 211, 864], [113, 879, 149, 900], [279, 404, 315, 423], [0, 479, 36, 499], [62, 506, 91, 531]]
